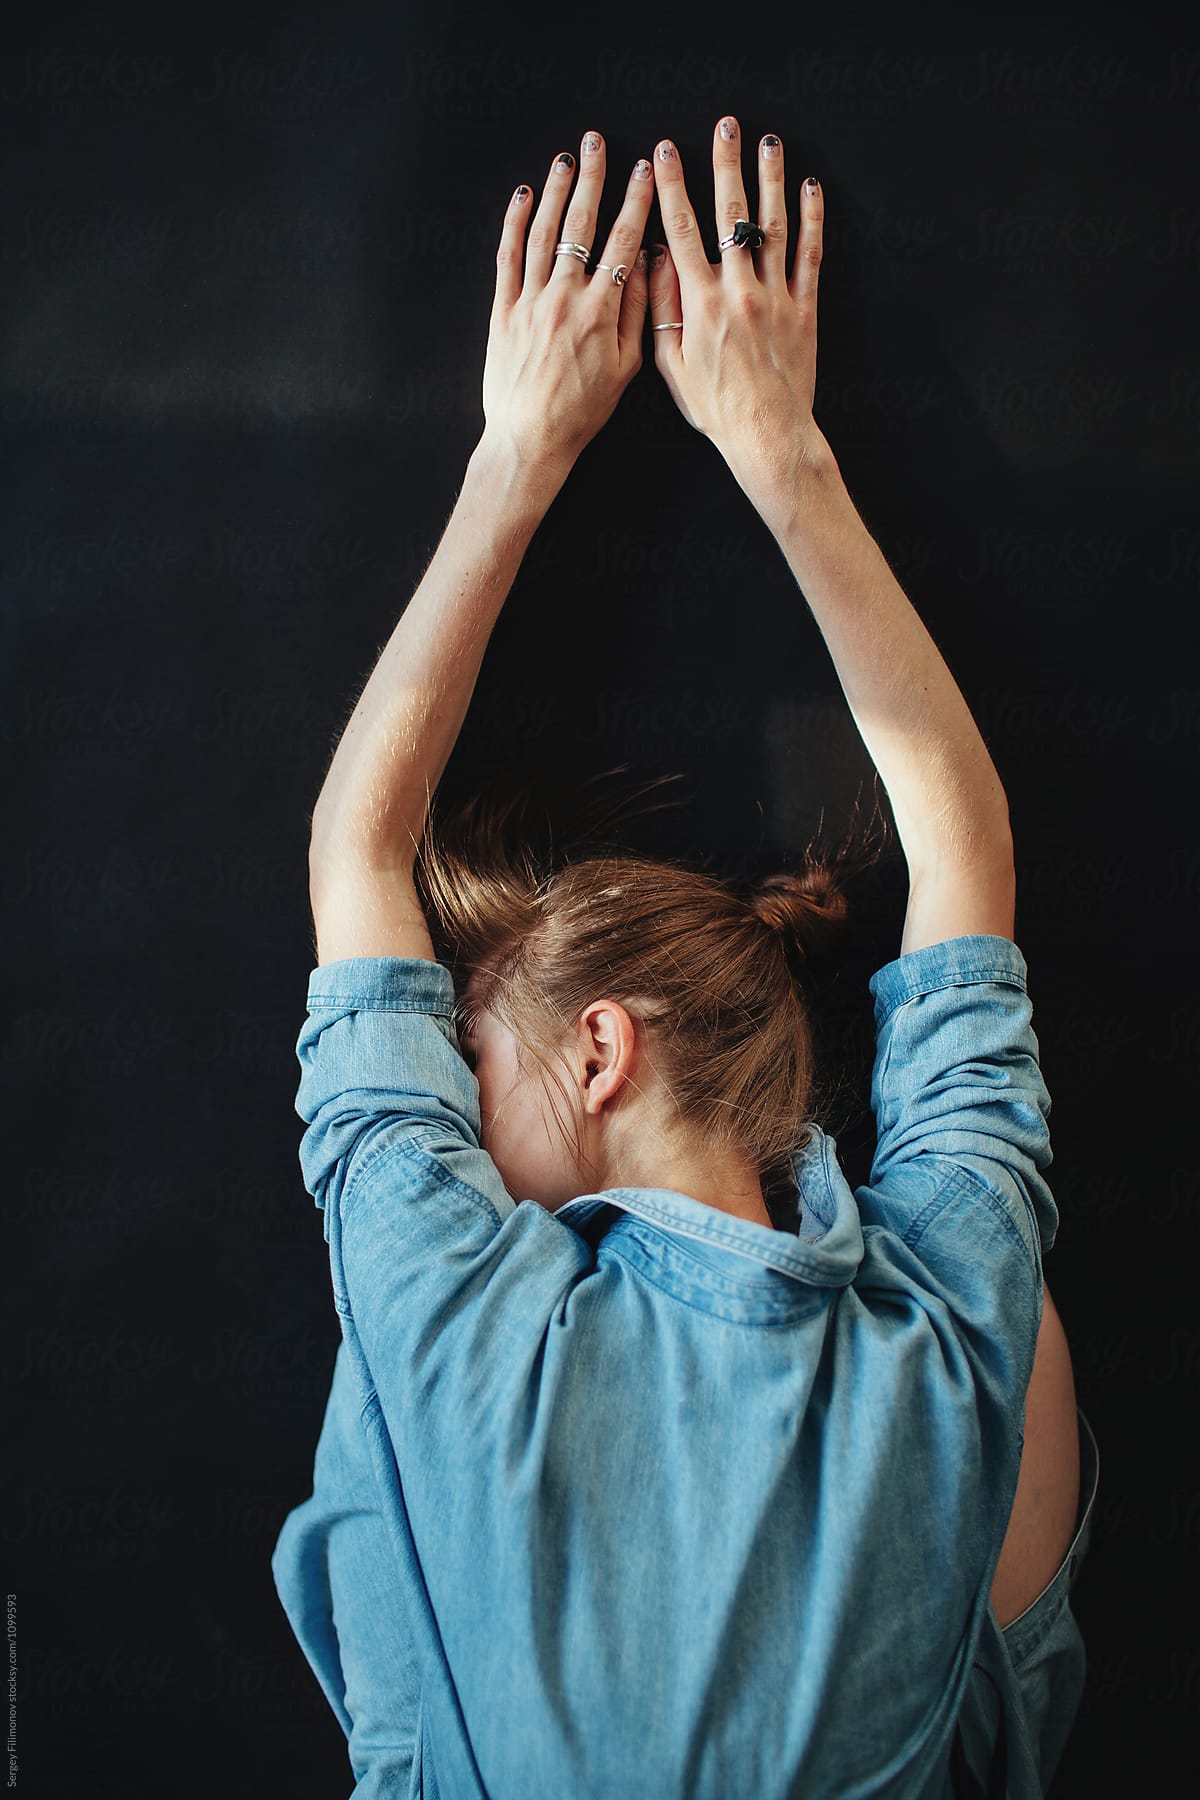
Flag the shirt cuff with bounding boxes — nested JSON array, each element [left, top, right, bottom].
[[869, 934, 1028, 1029], [304, 956, 457, 1017]]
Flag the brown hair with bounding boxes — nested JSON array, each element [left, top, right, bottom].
[[415, 776, 887, 1224]]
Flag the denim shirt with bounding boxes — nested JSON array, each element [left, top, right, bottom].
[[272, 934, 1057, 1799]]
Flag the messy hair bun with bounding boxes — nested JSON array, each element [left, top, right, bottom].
[[748, 864, 852, 979]]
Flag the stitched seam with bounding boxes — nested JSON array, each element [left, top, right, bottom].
[[341, 1111, 475, 1196], [874, 966, 1027, 1028], [902, 1160, 1036, 1275], [342, 1125, 505, 1228], [601, 1239, 805, 1327], [610, 1223, 824, 1303], [606, 1190, 841, 1284], [306, 996, 454, 1016]]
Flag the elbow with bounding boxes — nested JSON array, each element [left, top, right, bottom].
[[308, 811, 418, 886], [902, 793, 1015, 889], [971, 793, 1014, 869], [948, 772, 1014, 868]]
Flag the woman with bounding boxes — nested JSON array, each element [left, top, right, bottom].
[[272, 120, 1098, 1797]]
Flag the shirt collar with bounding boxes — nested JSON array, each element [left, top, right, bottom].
[[554, 1125, 862, 1289]]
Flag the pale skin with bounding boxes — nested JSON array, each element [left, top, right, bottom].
[[305, 118, 1078, 1633]]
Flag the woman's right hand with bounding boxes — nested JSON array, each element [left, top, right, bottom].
[[647, 119, 833, 499]]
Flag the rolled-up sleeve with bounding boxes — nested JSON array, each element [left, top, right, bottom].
[[866, 934, 1057, 1254], [293, 957, 528, 1353], [296, 955, 517, 1250], [294, 955, 586, 1456], [856, 935, 1059, 1412]]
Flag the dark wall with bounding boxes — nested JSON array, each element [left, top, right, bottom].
[[7, 2, 1195, 1793]]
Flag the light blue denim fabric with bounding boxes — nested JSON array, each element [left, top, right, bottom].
[[273, 933, 1079, 1798]]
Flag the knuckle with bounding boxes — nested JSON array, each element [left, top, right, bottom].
[[608, 219, 641, 252], [800, 240, 823, 268], [665, 208, 696, 239], [526, 224, 556, 255]]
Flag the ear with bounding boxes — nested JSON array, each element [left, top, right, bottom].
[[577, 1000, 639, 1116]]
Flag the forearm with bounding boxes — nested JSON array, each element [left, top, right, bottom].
[[746, 437, 1012, 874], [309, 436, 566, 866]]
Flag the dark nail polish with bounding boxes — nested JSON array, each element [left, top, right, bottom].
[[763, 135, 780, 148], [556, 151, 575, 171], [648, 244, 667, 270]]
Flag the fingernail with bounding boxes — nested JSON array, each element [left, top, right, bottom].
[[582, 131, 602, 155], [648, 244, 667, 269], [805, 175, 819, 194], [635, 247, 648, 271], [513, 186, 530, 203], [720, 118, 738, 141], [556, 152, 575, 171], [657, 141, 676, 162], [762, 135, 781, 158], [633, 158, 652, 180]]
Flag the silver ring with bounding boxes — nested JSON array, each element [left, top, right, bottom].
[[593, 262, 629, 286], [554, 241, 591, 265], [653, 322, 684, 331]]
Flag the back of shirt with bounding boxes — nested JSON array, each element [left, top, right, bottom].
[[274, 931, 1056, 1798]]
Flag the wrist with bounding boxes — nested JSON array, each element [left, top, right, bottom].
[[726, 425, 843, 534], [468, 431, 573, 516]]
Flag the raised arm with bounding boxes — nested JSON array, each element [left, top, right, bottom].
[[741, 445, 1016, 956], [306, 445, 561, 967], [306, 135, 653, 967], [647, 122, 1014, 955]]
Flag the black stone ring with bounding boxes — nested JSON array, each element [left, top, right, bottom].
[[717, 219, 767, 252]]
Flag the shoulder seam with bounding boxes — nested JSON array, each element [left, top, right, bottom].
[[902, 1158, 1038, 1277], [342, 1123, 505, 1229]]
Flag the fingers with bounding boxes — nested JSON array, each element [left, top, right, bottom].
[[651, 138, 716, 299], [712, 117, 755, 290], [790, 174, 824, 309], [507, 132, 655, 305], [494, 180, 533, 311], [588, 155, 655, 367], [509, 147, 580, 294], [647, 245, 685, 385], [755, 133, 789, 289], [615, 245, 650, 372], [549, 129, 608, 283]]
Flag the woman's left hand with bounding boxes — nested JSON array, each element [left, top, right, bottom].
[[481, 130, 655, 474]]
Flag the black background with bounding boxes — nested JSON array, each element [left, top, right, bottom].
[[6, 0, 1197, 1794]]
